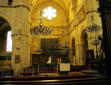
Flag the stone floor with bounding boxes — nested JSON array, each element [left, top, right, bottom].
[[36, 70, 103, 77]]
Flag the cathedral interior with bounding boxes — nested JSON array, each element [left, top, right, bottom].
[[0, 0, 104, 76]]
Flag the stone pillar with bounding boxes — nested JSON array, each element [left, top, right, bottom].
[[11, 6, 30, 75]]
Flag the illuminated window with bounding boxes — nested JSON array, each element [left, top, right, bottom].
[[80, 0, 82, 3], [6, 31, 12, 52], [42, 6, 56, 20], [78, 0, 82, 5]]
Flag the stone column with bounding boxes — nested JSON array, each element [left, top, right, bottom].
[[11, 6, 30, 75]]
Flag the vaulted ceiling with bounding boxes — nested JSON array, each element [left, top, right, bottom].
[[31, 0, 72, 12], [30, 0, 76, 26]]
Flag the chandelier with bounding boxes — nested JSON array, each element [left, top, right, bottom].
[[30, 11, 52, 35], [85, 24, 100, 32]]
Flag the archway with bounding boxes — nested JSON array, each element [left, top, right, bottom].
[[81, 30, 88, 65], [30, 0, 70, 73], [71, 37, 76, 65], [0, 16, 12, 71]]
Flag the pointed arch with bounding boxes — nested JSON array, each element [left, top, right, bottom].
[[72, 37, 76, 56], [81, 30, 88, 65]]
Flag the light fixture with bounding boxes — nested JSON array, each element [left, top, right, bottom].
[[30, 11, 52, 35], [85, 24, 100, 32], [85, 16, 101, 59]]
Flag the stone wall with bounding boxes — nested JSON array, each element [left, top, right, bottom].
[[0, 0, 30, 74], [69, 0, 102, 66]]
